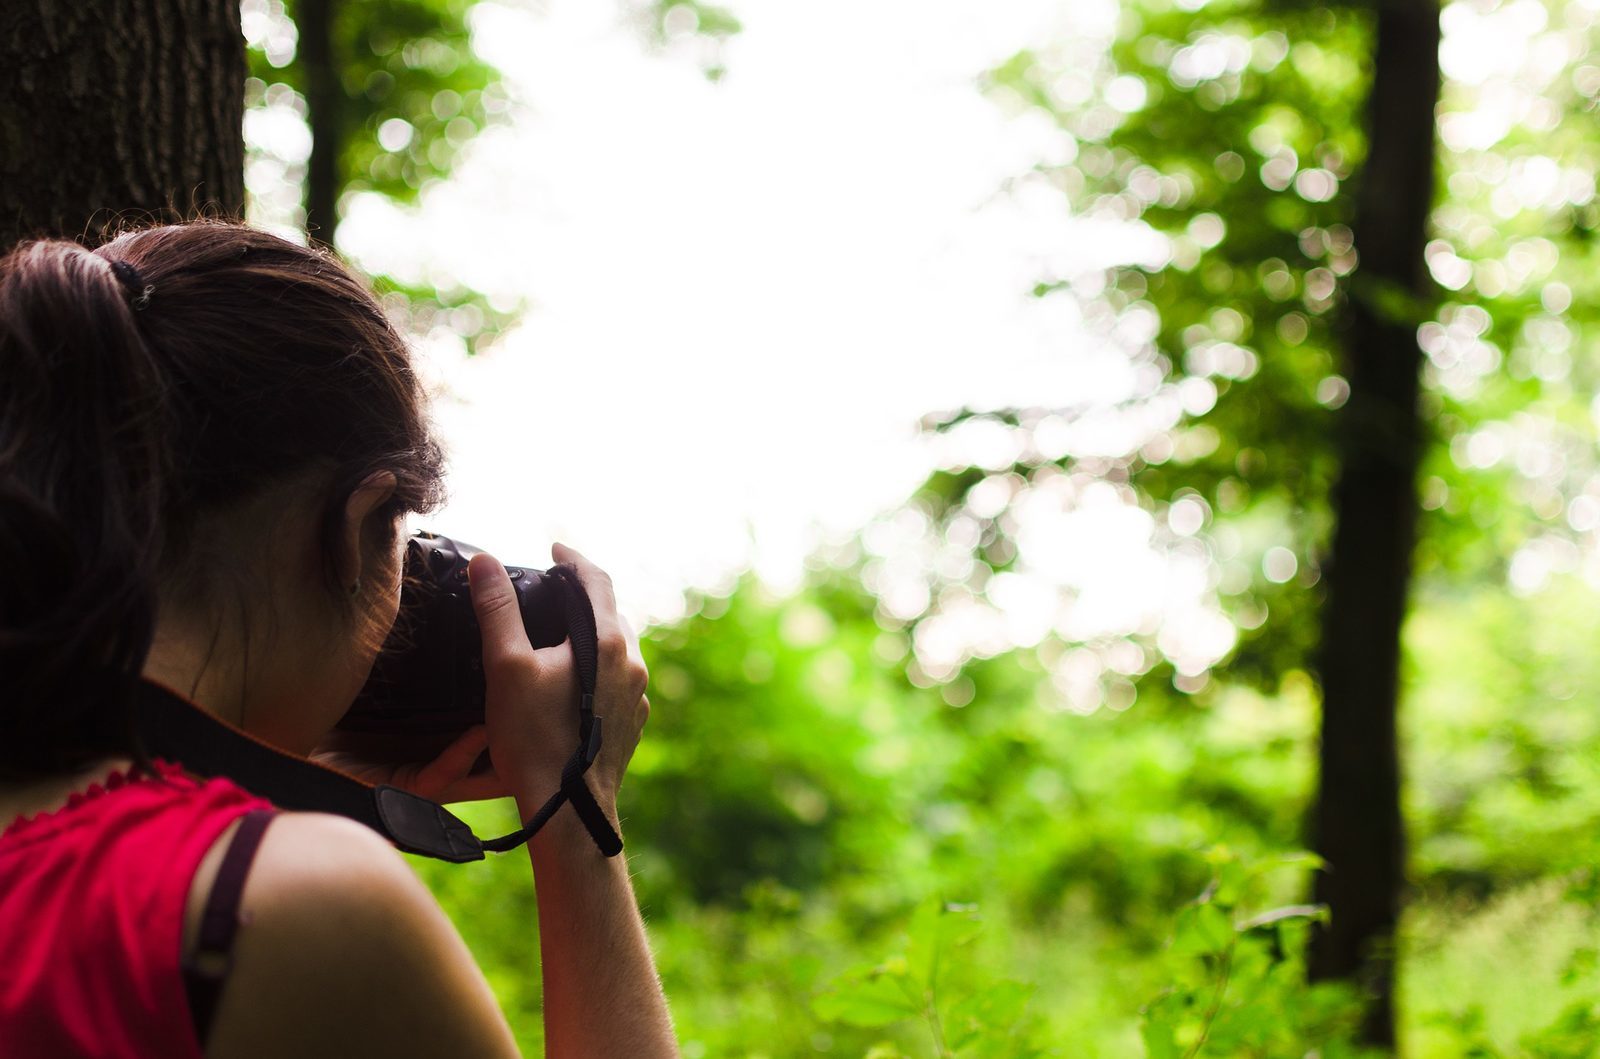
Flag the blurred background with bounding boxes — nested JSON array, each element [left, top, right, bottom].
[[154, 0, 1600, 1052]]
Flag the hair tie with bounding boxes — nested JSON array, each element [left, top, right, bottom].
[[108, 260, 154, 311]]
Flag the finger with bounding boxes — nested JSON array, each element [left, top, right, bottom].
[[551, 542, 618, 619], [618, 613, 649, 690], [440, 773, 511, 804], [408, 727, 492, 802], [526, 640, 579, 700], [424, 725, 490, 784], [618, 613, 642, 657], [468, 552, 532, 670], [309, 751, 383, 786], [551, 542, 633, 702]]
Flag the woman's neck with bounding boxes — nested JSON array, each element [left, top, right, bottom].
[[141, 601, 353, 758], [141, 622, 248, 730]]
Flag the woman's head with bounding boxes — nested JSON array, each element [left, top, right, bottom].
[[0, 221, 447, 776]]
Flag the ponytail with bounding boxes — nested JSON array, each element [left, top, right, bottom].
[[0, 241, 169, 778], [0, 221, 446, 779]]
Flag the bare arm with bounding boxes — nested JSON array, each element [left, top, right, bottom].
[[194, 806, 673, 1059], [472, 544, 678, 1058], [523, 808, 678, 1056], [202, 813, 521, 1059]]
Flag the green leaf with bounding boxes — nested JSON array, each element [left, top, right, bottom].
[[814, 960, 922, 1029], [907, 901, 982, 992], [1140, 1017, 1185, 1059], [1175, 900, 1236, 957], [947, 981, 1033, 1050]]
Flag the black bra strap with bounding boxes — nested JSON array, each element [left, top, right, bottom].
[[183, 810, 275, 1047]]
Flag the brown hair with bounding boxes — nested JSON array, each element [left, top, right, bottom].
[[0, 221, 446, 778]]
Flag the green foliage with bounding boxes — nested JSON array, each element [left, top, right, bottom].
[[1406, 0, 1600, 593], [921, 0, 1379, 693], [415, 569, 1331, 1055], [407, 559, 1600, 1055], [813, 902, 1043, 1058], [637, 0, 744, 82], [248, 0, 498, 206], [244, 0, 518, 352], [627, 574, 928, 907], [1404, 577, 1600, 892], [922, 0, 1600, 699], [1140, 848, 1374, 1058], [1402, 876, 1600, 1057]]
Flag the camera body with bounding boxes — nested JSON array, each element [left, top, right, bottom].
[[333, 530, 569, 763]]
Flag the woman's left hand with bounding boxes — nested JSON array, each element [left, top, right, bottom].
[[311, 725, 514, 804]]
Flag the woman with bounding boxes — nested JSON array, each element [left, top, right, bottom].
[[0, 221, 678, 1057]]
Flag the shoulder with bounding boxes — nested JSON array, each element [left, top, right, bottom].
[[205, 811, 416, 919], [181, 812, 397, 967], [224, 810, 415, 901], [193, 812, 520, 1059]]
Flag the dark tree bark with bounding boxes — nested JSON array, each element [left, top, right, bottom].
[[0, 0, 244, 251], [1308, 0, 1441, 1047], [297, 0, 343, 243]]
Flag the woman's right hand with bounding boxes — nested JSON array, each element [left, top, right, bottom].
[[469, 545, 679, 1056], [466, 544, 650, 820]]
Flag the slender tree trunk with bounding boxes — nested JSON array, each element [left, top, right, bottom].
[[0, 0, 244, 250], [298, 0, 343, 243], [1308, 0, 1441, 1048]]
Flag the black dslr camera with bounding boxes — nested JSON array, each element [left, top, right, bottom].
[[334, 530, 574, 764], [140, 528, 618, 859]]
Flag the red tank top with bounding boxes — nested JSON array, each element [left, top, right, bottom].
[[0, 759, 274, 1058]]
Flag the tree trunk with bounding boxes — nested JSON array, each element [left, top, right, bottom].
[[0, 0, 244, 251], [1308, 0, 1441, 1048], [298, 0, 342, 243]]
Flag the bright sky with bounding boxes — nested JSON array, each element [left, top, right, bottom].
[[333, 0, 1150, 624]]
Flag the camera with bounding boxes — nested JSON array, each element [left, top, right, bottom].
[[333, 530, 572, 763]]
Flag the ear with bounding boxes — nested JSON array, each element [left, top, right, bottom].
[[339, 470, 400, 591]]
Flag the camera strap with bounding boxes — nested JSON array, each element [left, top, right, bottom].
[[478, 565, 622, 857], [134, 566, 623, 863]]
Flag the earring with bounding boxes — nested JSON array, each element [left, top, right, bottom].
[[349, 578, 361, 598]]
